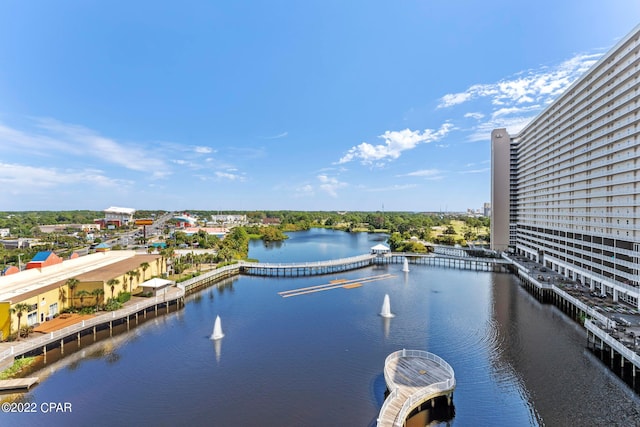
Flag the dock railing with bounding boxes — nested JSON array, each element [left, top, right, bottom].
[[553, 285, 609, 324], [238, 254, 375, 269], [585, 319, 640, 367], [393, 378, 456, 427], [178, 264, 241, 292], [376, 387, 399, 426], [0, 286, 184, 365], [378, 349, 456, 427]]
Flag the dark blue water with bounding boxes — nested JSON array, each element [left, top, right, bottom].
[[3, 229, 640, 426]]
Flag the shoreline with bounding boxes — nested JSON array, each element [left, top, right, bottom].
[[2, 251, 640, 397]]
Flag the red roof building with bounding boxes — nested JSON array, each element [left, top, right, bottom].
[[25, 251, 63, 270]]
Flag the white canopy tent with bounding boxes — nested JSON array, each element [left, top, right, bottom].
[[140, 278, 174, 296], [371, 243, 391, 256]]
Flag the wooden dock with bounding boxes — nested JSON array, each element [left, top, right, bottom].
[[0, 377, 39, 392], [277, 274, 394, 298], [377, 349, 455, 427], [377, 253, 510, 272], [240, 254, 376, 277]]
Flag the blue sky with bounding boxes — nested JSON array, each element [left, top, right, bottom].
[[1, 1, 639, 212]]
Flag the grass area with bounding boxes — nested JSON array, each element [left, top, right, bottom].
[[0, 357, 36, 380], [432, 220, 490, 244]]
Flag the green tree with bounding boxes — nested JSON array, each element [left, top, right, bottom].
[[58, 285, 67, 308], [125, 270, 140, 292], [107, 278, 120, 300], [11, 303, 30, 340], [76, 290, 90, 308], [132, 270, 140, 290], [140, 262, 150, 281], [91, 288, 105, 308], [387, 232, 404, 252], [261, 226, 287, 242], [66, 278, 79, 309]]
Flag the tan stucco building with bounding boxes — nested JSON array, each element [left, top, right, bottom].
[[0, 251, 166, 340]]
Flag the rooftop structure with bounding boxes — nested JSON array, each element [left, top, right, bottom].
[[101, 206, 136, 227], [25, 251, 63, 270]]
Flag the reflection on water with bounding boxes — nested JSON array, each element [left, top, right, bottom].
[[212, 337, 222, 364], [406, 398, 455, 427], [3, 229, 640, 426]]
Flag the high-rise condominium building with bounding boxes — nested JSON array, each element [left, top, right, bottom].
[[491, 24, 640, 309]]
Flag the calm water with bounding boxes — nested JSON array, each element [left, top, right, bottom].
[[4, 229, 640, 426]]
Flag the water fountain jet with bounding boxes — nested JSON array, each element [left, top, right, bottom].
[[211, 315, 225, 340], [379, 294, 395, 318]]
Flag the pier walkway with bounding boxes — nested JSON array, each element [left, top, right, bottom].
[[238, 254, 376, 276], [0, 377, 39, 391], [377, 349, 455, 427], [177, 251, 509, 292], [237, 252, 508, 278], [380, 253, 510, 272]]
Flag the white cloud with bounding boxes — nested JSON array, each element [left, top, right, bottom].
[[467, 115, 535, 142], [317, 174, 347, 197], [491, 105, 541, 119], [365, 184, 418, 192], [264, 131, 288, 139], [464, 112, 485, 120], [0, 162, 131, 195], [403, 169, 442, 178], [437, 52, 602, 110], [439, 92, 473, 108], [34, 118, 167, 175], [293, 184, 314, 198], [0, 117, 170, 179], [215, 171, 246, 181], [194, 146, 214, 154], [459, 168, 490, 174], [338, 123, 453, 165], [0, 121, 76, 155]]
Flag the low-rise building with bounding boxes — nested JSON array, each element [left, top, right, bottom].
[[210, 214, 247, 225], [0, 251, 167, 340], [25, 251, 63, 270], [95, 206, 136, 228], [38, 224, 101, 233]]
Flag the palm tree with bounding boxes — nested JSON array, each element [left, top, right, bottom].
[[11, 303, 30, 340], [107, 278, 120, 300], [58, 285, 67, 308], [76, 290, 90, 308], [131, 270, 140, 292], [91, 288, 105, 308], [159, 248, 174, 275], [126, 270, 140, 292], [140, 262, 150, 281], [66, 278, 79, 309]]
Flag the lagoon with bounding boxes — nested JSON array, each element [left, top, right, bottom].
[[3, 228, 640, 426]]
